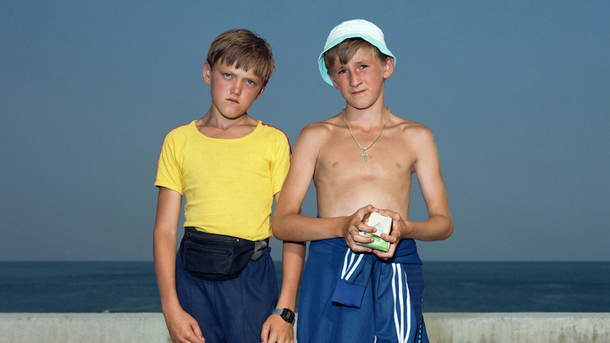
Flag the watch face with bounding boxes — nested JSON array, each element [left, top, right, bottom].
[[273, 308, 294, 323]]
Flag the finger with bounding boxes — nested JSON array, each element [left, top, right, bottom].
[[356, 222, 376, 234], [347, 238, 373, 253], [189, 323, 205, 342], [346, 224, 365, 241], [346, 237, 373, 253], [260, 323, 270, 343], [178, 328, 201, 342], [373, 248, 392, 260], [266, 329, 279, 343], [350, 244, 373, 254], [345, 224, 374, 250], [375, 208, 388, 215], [357, 205, 375, 219], [380, 232, 398, 243], [360, 204, 375, 213], [183, 330, 200, 343], [351, 230, 375, 243], [377, 208, 401, 222], [189, 324, 205, 342], [350, 233, 375, 246], [376, 242, 397, 258]]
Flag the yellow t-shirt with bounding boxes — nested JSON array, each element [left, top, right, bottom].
[[155, 120, 291, 241]]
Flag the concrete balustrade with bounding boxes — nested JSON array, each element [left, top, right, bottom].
[[1, 312, 609, 342], [425, 313, 610, 343]]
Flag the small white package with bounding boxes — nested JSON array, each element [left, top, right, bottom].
[[356, 212, 392, 252]]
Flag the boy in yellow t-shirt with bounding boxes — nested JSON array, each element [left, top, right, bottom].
[[154, 29, 304, 343]]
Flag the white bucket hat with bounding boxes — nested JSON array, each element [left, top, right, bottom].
[[318, 19, 396, 86]]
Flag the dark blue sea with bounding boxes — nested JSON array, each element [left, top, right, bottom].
[[1, 261, 609, 313]]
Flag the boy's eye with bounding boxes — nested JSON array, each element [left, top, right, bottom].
[[246, 80, 256, 86], [223, 73, 232, 78]]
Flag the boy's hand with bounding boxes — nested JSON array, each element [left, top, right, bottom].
[[343, 205, 376, 253], [261, 313, 294, 343], [165, 307, 206, 343], [372, 208, 410, 260]]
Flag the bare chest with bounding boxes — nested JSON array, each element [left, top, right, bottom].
[[315, 130, 415, 187]]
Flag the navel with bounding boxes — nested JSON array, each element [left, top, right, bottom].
[[333, 162, 340, 168], [395, 163, 402, 169]]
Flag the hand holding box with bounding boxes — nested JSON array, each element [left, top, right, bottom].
[[356, 212, 392, 252]]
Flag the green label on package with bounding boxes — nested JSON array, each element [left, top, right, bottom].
[[357, 233, 390, 252]]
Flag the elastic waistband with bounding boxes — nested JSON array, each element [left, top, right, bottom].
[[311, 237, 422, 264]]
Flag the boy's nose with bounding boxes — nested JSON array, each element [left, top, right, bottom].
[[230, 82, 242, 96], [349, 73, 362, 87]]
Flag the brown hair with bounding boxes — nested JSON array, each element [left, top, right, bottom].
[[206, 29, 275, 86], [323, 38, 389, 75]]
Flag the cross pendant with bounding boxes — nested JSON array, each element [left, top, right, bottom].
[[361, 150, 368, 162]]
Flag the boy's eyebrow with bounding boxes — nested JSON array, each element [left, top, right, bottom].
[[335, 59, 367, 69], [217, 63, 264, 80]]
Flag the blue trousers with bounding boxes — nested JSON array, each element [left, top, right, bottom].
[[175, 247, 278, 343], [298, 238, 429, 343]]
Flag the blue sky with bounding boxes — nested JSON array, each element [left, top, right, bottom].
[[1, 0, 608, 261]]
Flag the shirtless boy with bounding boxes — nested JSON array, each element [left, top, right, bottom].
[[272, 19, 453, 342]]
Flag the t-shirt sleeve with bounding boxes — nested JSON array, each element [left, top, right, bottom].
[[154, 131, 184, 195], [270, 132, 292, 195]]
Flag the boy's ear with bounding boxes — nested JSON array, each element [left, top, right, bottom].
[[202, 61, 212, 84], [383, 57, 395, 80], [254, 85, 266, 100]]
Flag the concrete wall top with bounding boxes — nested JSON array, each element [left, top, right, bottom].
[[1, 312, 609, 343]]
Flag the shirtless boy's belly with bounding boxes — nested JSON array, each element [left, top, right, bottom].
[[314, 137, 414, 218]]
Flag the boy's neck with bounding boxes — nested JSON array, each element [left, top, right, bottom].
[[196, 109, 258, 139], [342, 102, 389, 129]]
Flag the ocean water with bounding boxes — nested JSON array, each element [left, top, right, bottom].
[[0, 261, 608, 313]]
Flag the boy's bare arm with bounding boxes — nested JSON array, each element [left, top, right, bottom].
[[375, 127, 453, 259], [272, 124, 376, 250], [262, 192, 305, 343], [261, 241, 305, 343], [276, 241, 306, 310], [404, 125, 453, 240], [153, 187, 205, 343], [272, 192, 306, 314]]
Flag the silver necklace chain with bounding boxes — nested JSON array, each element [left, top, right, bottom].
[[341, 108, 390, 162]]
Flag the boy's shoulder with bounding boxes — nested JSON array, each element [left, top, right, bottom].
[[294, 116, 344, 148], [300, 114, 343, 135], [258, 121, 292, 146], [388, 115, 437, 149], [390, 115, 431, 133], [160, 121, 197, 145], [259, 120, 288, 136], [165, 120, 196, 137]]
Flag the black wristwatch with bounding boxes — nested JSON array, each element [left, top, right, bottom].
[[272, 308, 295, 324]]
